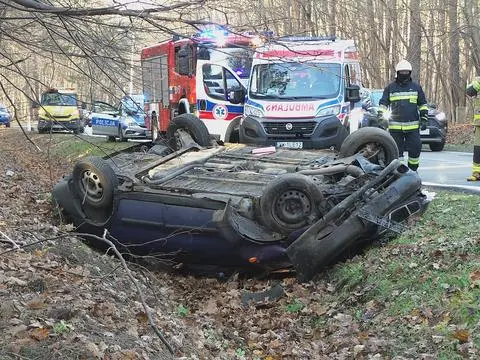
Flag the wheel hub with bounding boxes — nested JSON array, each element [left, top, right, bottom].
[[80, 170, 104, 203], [275, 190, 312, 225]]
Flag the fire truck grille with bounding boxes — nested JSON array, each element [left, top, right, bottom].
[[263, 121, 317, 135]]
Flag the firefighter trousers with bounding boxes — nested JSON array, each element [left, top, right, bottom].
[[472, 126, 480, 174], [389, 129, 421, 171]]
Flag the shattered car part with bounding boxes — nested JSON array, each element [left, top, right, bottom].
[[52, 128, 426, 281]]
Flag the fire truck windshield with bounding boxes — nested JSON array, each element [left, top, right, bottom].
[[249, 62, 341, 100], [207, 47, 253, 80]]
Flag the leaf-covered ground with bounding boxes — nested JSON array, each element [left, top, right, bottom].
[[0, 127, 479, 360]]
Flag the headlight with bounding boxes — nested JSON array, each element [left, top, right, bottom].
[[316, 105, 341, 117], [435, 112, 446, 122], [244, 105, 264, 117]]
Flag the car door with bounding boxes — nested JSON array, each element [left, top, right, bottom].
[[90, 101, 120, 136]]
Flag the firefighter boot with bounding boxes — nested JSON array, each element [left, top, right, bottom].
[[466, 172, 480, 181]]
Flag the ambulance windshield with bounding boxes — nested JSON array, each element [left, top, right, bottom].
[[249, 62, 341, 100]]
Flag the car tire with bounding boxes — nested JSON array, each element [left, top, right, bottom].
[[429, 141, 445, 152], [72, 156, 118, 209], [339, 127, 399, 166], [166, 114, 211, 151], [259, 173, 325, 234], [118, 126, 126, 142], [6, 122, 11, 128]]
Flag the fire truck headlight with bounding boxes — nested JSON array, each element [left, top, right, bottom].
[[316, 105, 341, 117], [244, 105, 264, 118]]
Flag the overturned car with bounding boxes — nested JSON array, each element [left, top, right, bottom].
[[52, 127, 426, 281]]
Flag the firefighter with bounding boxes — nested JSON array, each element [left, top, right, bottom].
[[465, 77, 480, 181], [378, 59, 429, 171]]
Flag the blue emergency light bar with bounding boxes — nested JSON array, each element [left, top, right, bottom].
[[277, 36, 336, 42]]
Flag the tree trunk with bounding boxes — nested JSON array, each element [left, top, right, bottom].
[[407, 0, 421, 83]]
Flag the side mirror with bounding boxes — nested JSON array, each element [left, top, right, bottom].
[[228, 88, 246, 104], [346, 85, 361, 103]]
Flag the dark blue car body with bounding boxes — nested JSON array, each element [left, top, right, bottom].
[[52, 128, 426, 281]]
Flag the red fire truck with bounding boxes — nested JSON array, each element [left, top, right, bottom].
[[141, 27, 261, 149]]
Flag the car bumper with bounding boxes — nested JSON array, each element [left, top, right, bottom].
[[420, 125, 446, 144], [239, 115, 349, 150], [38, 119, 83, 131], [123, 125, 151, 139]]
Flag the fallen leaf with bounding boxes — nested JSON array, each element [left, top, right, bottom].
[[469, 270, 480, 283], [30, 327, 50, 341], [26, 298, 47, 310], [452, 329, 469, 343], [202, 298, 218, 315], [136, 311, 148, 325]]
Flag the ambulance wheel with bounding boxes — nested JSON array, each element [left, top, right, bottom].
[[167, 114, 211, 150], [339, 127, 398, 166]]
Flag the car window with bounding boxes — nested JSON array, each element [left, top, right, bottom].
[[93, 102, 117, 113]]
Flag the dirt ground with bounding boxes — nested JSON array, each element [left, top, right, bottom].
[[0, 126, 476, 360]]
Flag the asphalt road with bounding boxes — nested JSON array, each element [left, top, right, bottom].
[[417, 150, 480, 192]]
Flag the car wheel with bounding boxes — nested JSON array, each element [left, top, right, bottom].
[[72, 156, 118, 209], [118, 126, 126, 142], [339, 127, 399, 166], [429, 141, 445, 152], [107, 136, 116, 142], [166, 114, 211, 151], [260, 174, 325, 234], [73, 127, 84, 134], [6, 122, 10, 128]]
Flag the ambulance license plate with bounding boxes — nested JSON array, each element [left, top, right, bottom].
[[276, 141, 303, 149], [420, 129, 430, 135]]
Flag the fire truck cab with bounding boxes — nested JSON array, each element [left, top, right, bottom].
[[239, 36, 363, 150], [141, 28, 259, 149]]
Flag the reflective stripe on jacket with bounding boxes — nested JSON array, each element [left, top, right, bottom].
[[379, 79, 428, 131]]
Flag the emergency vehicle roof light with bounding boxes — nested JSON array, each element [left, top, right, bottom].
[[277, 35, 336, 42]]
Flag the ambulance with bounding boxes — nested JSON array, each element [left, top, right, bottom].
[[238, 36, 363, 149]]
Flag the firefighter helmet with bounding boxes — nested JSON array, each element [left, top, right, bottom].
[[395, 59, 412, 72]]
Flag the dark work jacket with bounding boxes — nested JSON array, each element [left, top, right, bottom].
[[379, 79, 428, 131]]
